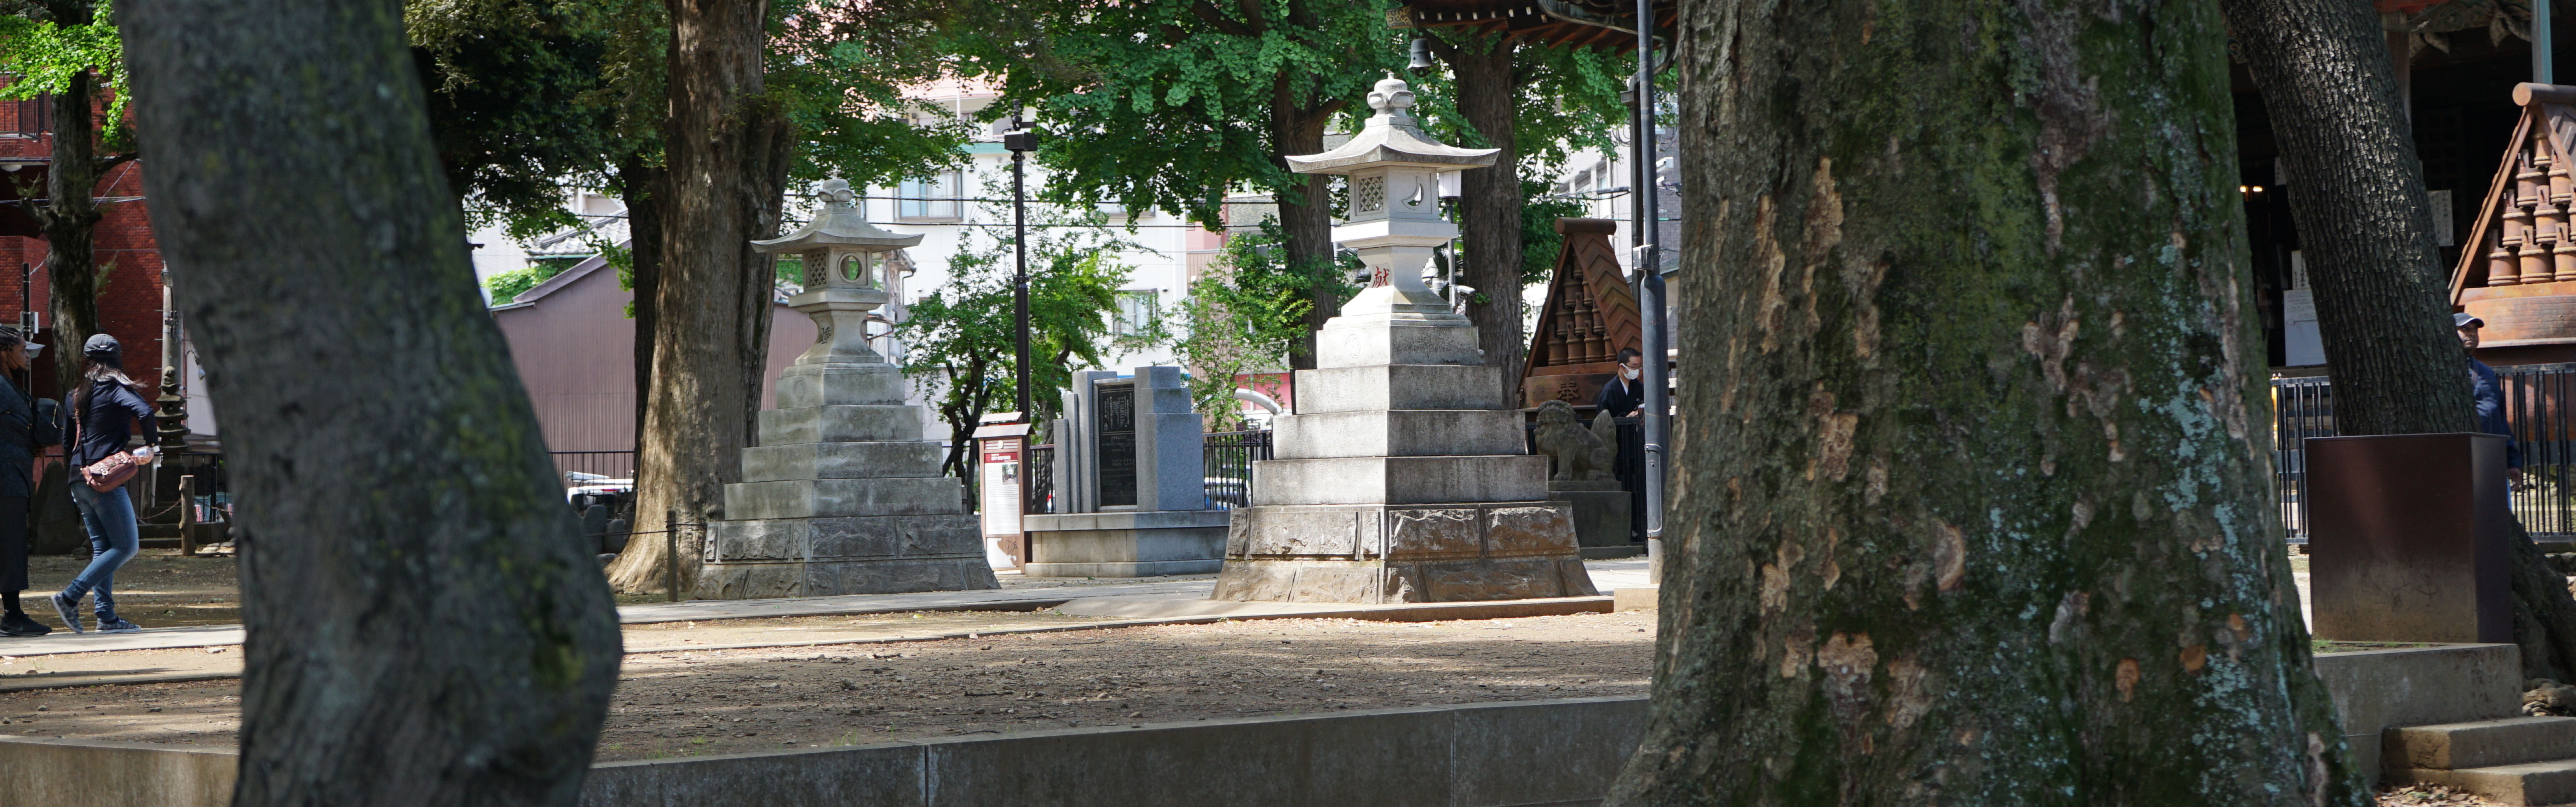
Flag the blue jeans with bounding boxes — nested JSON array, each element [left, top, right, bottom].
[[61, 483, 136, 621]]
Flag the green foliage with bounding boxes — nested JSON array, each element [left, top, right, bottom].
[[942, 0, 1400, 228], [406, 0, 620, 239], [484, 261, 571, 304], [1174, 221, 1314, 427], [1520, 178, 1587, 286], [768, 2, 971, 190], [898, 207, 1153, 483], [0, 0, 129, 150]]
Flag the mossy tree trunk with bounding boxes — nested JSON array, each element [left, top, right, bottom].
[[1271, 86, 1342, 371], [606, 0, 792, 596], [1606, 0, 2365, 803], [117, 0, 624, 801], [29, 53, 108, 390], [2220, 0, 2576, 682]]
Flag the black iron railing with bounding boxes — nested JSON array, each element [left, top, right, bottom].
[[1025, 444, 1055, 515], [1202, 430, 1271, 509], [2272, 364, 2576, 542]]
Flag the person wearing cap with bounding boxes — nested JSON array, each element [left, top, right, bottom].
[[2459, 312, 2526, 487], [0, 328, 56, 636], [49, 332, 155, 634]]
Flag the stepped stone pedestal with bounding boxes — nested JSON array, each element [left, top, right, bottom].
[[1214, 76, 1594, 604], [695, 179, 1000, 599]]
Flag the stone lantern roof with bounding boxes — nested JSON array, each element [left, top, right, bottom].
[[752, 179, 923, 255], [1284, 76, 1501, 175]]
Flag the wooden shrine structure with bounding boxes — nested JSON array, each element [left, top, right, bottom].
[[2453, 83, 2576, 365], [1396, 0, 1673, 51], [1522, 218, 1643, 410]]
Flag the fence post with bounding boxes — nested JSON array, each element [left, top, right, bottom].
[[665, 508, 681, 603]]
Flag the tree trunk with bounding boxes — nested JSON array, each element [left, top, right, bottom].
[[2220, 0, 2576, 682], [117, 0, 624, 802], [605, 0, 791, 596], [1271, 97, 1333, 371], [33, 66, 102, 390], [619, 156, 666, 460], [1606, 0, 2365, 803], [1451, 40, 1526, 405]]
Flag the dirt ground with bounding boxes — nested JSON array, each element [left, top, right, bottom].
[[0, 610, 1656, 759], [24, 550, 239, 628]]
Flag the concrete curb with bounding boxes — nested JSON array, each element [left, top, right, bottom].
[[0, 696, 1650, 807]]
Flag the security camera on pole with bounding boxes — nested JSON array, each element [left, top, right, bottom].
[[1211, 76, 1599, 604]]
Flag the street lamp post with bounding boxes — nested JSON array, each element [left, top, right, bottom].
[[1004, 117, 1040, 420], [1633, 0, 1670, 584]]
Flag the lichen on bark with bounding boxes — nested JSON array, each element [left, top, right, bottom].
[[1608, 0, 2363, 803]]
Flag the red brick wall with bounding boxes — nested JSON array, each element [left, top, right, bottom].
[[0, 126, 167, 400]]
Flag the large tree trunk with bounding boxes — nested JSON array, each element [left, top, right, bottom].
[[619, 156, 666, 462], [1450, 39, 1526, 404], [118, 0, 624, 802], [1606, 0, 2365, 803], [605, 0, 792, 596], [1271, 96, 1333, 371], [33, 64, 102, 390], [2220, 0, 2576, 682]]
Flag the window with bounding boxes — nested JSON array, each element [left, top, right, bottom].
[[898, 171, 964, 221], [1112, 290, 1159, 335]]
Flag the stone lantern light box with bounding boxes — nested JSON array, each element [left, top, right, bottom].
[[692, 179, 1000, 599]]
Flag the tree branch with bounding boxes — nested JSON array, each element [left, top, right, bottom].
[[1189, 0, 1255, 37]]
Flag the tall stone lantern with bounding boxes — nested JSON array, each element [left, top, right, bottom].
[[1211, 77, 1599, 604], [694, 179, 1002, 599]]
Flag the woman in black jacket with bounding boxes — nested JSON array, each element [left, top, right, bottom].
[[0, 328, 57, 636], [50, 333, 154, 634]]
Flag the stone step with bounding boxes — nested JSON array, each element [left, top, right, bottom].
[[758, 404, 925, 445], [1292, 364, 1505, 413], [2393, 759, 2576, 806], [723, 478, 967, 520], [1250, 455, 1548, 506], [1316, 318, 1482, 369], [770, 364, 909, 409], [740, 442, 947, 483], [1271, 410, 1526, 459], [2387, 717, 2576, 771]]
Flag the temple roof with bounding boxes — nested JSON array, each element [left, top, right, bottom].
[[1396, 0, 1674, 52]]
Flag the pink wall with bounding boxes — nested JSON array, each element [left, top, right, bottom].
[[491, 261, 817, 452]]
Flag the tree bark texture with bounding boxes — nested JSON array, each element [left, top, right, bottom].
[[1450, 40, 1528, 404], [619, 156, 667, 462], [605, 0, 792, 595], [118, 0, 625, 802], [2218, 0, 2467, 438], [1272, 98, 1333, 371], [33, 65, 102, 390], [2220, 0, 2576, 682], [1606, 0, 2365, 804]]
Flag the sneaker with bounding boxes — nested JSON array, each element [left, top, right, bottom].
[[0, 613, 50, 637], [94, 618, 139, 634], [48, 593, 80, 634]]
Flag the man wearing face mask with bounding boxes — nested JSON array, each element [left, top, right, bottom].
[[1596, 347, 1645, 418]]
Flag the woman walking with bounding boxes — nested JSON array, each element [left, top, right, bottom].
[[51, 333, 155, 634], [0, 328, 56, 636]]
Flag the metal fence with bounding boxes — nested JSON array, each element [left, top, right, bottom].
[[1, 95, 46, 139], [551, 450, 636, 491], [2272, 363, 2576, 542], [1025, 444, 1055, 515], [1203, 430, 1272, 510]]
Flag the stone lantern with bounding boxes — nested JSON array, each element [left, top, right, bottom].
[[1211, 77, 1598, 604], [753, 179, 918, 369], [694, 179, 1001, 599]]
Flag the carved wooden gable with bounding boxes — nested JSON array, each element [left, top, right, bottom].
[[2454, 84, 2576, 299], [1520, 217, 1642, 409]]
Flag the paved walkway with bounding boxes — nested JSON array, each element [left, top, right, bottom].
[[0, 560, 1654, 659]]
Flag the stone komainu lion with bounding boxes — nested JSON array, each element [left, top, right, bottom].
[[1533, 399, 1618, 481], [2528, 679, 2576, 717]]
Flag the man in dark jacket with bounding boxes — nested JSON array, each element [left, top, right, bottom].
[[2460, 313, 2525, 487], [1595, 347, 1645, 417], [0, 328, 59, 635]]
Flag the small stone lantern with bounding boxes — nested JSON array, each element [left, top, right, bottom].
[[1286, 75, 1499, 329], [752, 179, 922, 367]]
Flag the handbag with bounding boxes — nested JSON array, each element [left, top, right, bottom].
[[70, 398, 147, 493]]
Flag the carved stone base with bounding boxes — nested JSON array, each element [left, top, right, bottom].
[[695, 513, 999, 599], [1211, 501, 1597, 603]]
